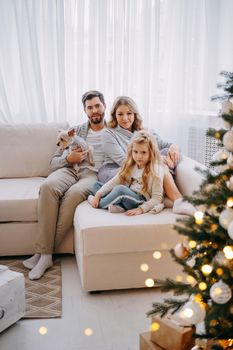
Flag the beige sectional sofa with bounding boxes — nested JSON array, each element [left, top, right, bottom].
[[74, 156, 205, 291], [0, 123, 73, 256], [0, 123, 205, 291]]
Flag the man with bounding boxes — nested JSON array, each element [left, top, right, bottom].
[[23, 90, 106, 279]]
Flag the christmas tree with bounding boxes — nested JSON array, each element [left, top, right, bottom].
[[147, 71, 233, 350]]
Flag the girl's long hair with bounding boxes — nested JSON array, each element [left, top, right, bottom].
[[118, 130, 162, 194], [108, 96, 143, 131]]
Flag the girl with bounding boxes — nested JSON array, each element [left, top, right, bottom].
[[88, 130, 165, 215]]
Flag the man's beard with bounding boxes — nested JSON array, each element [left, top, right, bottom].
[[89, 114, 104, 124]]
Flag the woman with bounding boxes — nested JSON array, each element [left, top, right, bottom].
[[97, 96, 195, 215], [98, 96, 143, 183]]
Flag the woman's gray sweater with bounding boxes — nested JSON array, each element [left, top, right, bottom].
[[102, 125, 172, 166]]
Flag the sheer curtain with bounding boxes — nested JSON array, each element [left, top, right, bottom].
[[0, 0, 160, 124], [154, 0, 233, 150], [0, 0, 67, 123], [0, 0, 233, 152]]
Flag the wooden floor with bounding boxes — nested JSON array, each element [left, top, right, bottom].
[[0, 255, 169, 350]]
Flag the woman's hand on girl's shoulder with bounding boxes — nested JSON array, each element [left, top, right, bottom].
[[125, 207, 144, 216]]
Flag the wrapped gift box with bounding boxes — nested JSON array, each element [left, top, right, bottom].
[[0, 265, 25, 333], [192, 339, 232, 350], [207, 339, 233, 350], [150, 315, 195, 350], [140, 332, 164, 350]]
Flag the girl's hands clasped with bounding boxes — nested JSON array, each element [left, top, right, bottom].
[[91, 194, 101, 208], [125, 207, 144, 216]]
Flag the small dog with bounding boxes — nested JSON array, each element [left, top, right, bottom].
[[57, 128, 94, 172]]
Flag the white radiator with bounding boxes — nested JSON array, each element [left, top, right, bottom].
[[187, 126, 221, 167]]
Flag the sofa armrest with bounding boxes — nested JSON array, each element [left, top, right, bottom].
[[175, 156, 206, 196]]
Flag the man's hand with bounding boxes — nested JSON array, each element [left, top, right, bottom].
[[66, 148, 88, 164], [125, 207, 144, 216]]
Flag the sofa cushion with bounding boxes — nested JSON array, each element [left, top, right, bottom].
[[74, 201, 184, 256], [0, 123, 69, 178], [175, 156, 206, 196], [0, 178, 44, 222]]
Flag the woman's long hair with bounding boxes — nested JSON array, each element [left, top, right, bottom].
[[118, 130, 162, 194], [108, 96, 143, 131]]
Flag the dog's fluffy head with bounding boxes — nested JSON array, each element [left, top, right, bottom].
[[56, 128, 76, 148]]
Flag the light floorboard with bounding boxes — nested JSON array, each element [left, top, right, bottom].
[[0, 255, 169, 350]]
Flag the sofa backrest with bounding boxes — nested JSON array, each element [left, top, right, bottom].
[[0, 123, 69, 178]]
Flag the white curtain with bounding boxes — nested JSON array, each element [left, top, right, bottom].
[[154, 0, 233, 150], [0, 0, 233, 152]]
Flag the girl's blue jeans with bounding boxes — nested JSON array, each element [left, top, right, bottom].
[[91, 181, 145, 210]]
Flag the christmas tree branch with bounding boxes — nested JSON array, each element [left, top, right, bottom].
[[153, 278, 194, 295], [170, 249, 199, 279], [146, 298, 189, 318], [221, 113, 233, 127], [207, 128, 226, 140]]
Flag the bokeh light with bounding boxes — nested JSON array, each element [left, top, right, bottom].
[[199, 282, 207, 291], [175, 275, 183, 282], [150, 322, 160, 332], [140, 264, 149, 272], [181, 308, 194, 319], [84, 328, 93, 336], [38, 326, 48, 335], [227, 197, 233, 208], [201, 264, 213, 275], [223, 246, 233, 259], [186, 275, 195, 284], [145, 278, 154, 287], [153, 251, 162, 259], [194, 211, 204, 224], [188, 240, 197, 249]]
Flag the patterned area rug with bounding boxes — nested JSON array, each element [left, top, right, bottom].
[[0, 259, 62, 318]]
